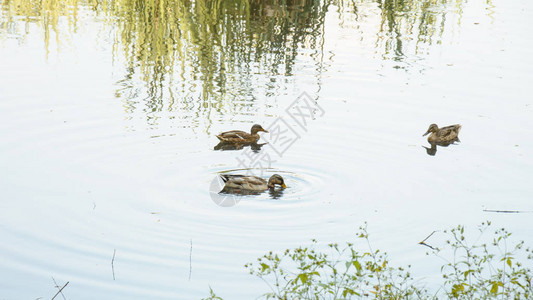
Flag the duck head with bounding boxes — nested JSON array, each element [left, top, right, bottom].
[[251, 124, 269, 135], [423, 124, 439, 136], [267, 174, 286, 188]]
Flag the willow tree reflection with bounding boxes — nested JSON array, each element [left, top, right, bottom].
[[101, 0, 329, 120], [373, 0, 468, 63], [1, 0, 486, 122], [0, 0, 81, 55]]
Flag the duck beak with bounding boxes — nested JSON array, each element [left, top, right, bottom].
[[423, 130, 430, 137], [261, 128, 269, 133], [281, 183, 287, 188]]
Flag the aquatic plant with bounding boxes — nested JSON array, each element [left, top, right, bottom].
[[204, 222, 533, 299], [435, 222, 533, 299]]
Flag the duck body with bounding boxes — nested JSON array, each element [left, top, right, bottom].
[[216, 124, 268, 144], [216, 130, 259, 143], [220, 174, 286, 193], [423, 124, 461, 143]]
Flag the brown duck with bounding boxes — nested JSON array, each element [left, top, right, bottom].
[[220, 174, 286, 192], [423, 124, 462, 143], [216, 124, 268, 144]]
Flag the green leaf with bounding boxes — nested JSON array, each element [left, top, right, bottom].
[[353, 260, 362, 272], [490, 282, 501, 294], [507, 257, 512, 268], [297, 273, 308, 284], [451, 283, 465, 296], [342, 288, 358, 297], [260, 263, 270, 272]]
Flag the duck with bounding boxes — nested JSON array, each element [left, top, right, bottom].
[[216, 124, 268, 144], [220, 174, 286, 193], [423, 124, 461, 143]]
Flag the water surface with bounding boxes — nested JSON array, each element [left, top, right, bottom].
[[1, 0, 533, 298]]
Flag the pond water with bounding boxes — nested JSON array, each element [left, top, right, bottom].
[[1, 0, 532, 298]]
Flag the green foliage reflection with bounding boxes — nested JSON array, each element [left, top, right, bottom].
[[1, 0, 493, 117]]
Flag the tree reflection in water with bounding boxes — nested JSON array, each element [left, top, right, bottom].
[[1, 0, 493, 125]]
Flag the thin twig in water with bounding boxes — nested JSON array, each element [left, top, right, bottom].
[[51, 282, 69, 300], [189, 239, 192, 281], [483, 209, 533, 213], [51, 277, 67, 300], [111, 249, 116, 280], [419, 242, 437, 250], [419, 230, 438, 250], [420, 230, 437, 243]]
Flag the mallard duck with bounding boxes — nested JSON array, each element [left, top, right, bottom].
[[216, 124, 268, 144], [423, 124, 461, 143], [220, 174, 286, 192]]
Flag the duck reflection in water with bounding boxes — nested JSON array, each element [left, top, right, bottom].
[[214, 141, 267, 153], [423, 140, 459, 156], [219, 186, 285, 199], [268, 188, 285, 199]]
